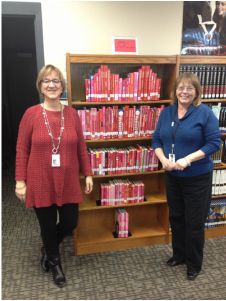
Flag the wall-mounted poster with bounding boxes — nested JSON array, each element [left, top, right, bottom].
[[181, 1, 226, 55]]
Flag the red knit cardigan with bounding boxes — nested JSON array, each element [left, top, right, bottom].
[[15, 104, 92, 208]]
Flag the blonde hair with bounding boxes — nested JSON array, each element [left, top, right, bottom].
[[36, 64, 66, 97], [171, 72, 202, 106]]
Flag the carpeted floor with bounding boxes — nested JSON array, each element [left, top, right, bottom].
[[2, 166, 226, 300]]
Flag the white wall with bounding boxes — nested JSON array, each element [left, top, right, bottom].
[[41, 1, 183, 74]]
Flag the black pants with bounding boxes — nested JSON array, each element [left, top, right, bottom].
[[34, 204, 79, 259], [165, 172, 212, 273]]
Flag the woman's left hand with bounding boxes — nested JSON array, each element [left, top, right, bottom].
[[174, 158, 190, 171], [85, 176, 93, 194]]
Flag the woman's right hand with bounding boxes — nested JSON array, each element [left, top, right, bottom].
[[15, 182, 26, 202], [161, 157, 175, 171]]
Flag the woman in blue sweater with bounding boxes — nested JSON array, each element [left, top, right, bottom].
[[152, 73, 221, 280]]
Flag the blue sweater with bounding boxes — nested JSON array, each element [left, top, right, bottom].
[[152, 103, 221, 177]]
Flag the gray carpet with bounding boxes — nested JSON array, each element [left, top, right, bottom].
[[2, 167, 226, 300]]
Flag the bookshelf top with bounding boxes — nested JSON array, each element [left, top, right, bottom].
[[180, 55, 226, 64], [66, 53, 226, 65], [66, 53, 178, 64]]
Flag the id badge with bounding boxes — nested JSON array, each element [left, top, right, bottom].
[[52, 154, 60, 167], [169, 153, 175, 163]]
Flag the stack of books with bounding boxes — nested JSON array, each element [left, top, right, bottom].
[[114, 208, 129, 238], [89, 145, 159, 176], [180, 64, 226, 99], [212, 169, 226, 195], [84, 64, 162, 102], [205, 199, 226, 229], [100, 179, 144, 206], [78, 105, 164, 140]]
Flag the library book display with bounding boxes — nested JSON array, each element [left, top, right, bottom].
[[66, 53, 226, 255]]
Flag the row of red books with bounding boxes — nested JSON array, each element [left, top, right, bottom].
[[115, 208, 129, 238], [88, 146, 159, 176], [78, 105, 164, 140], [100, 179, 145, 206], [180, 64, 226, 99], [85, 64, 162, 102]]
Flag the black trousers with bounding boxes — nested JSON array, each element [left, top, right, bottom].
[[165, 172, 212, 273], [34, 204, 79, 259]]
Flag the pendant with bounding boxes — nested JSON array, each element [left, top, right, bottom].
[[52, 154, 60, 167], [169, 153, 175, 163]]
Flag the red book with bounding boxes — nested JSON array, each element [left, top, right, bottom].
[[123, 106, 129, 137], [107, 68, 111, 101], [131, 148, 136, 173], [112, 106, 119, 138], [102, 65, 108, 102], [133, 72, 138, 101], [115, 150, 120, 175], [127, 147, 133, 173], [105, 107, 110, 139], [97, 150, 103, 175], [147, 69, 153, 101], [110, 73, 114, 102], [128, 107, 134, 138], [137, 68, 142, 101], [156, 78, 161, 100], [99, 107, 103, 140], [146, 107, 152, 137], [151, 73, 157, 100], [134, 108, 140, 137], [93, 73, 98, 102], [114, 74, 119, 101], [90, 75, 94, 102], [118, 77, 123, 102], [140, 66, 145, 100], [85, 109, 91, 140], [143, 65, 150, 100], [85, 78, 90, 102], [129, 72, 134, 101], [125, 78, 129, 102], [118, 109, 124, 138]]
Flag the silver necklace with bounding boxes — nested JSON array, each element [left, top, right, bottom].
[[41, 103, 65, 154]]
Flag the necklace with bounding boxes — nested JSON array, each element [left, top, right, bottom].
[[41, 103, 65, 154]]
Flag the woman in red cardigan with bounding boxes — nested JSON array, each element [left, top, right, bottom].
[[15, 64, 93, 288]]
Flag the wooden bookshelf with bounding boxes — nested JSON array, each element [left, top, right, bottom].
[[66, 53, 175, 255], [66, 53, 226, 255]]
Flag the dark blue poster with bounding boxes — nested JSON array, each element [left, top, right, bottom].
[[181, 1, 226, 55]]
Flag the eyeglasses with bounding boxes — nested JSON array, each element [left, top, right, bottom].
[[42, 79, 62, 85], [177, 86, 195, 92]]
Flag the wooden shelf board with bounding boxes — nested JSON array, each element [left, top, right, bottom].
[[214, 163, 226, 170], [205, 226, 226, 238], [202, 99, 226, 103], [67, 53, 177, 64], [80, 195, 166, 211], [82, 170, 164, 179], [85, 136, 152, 143], [77, 224, 166, 245], [65, 99, 226, 105], [180, 55, 226, 64], [145, 193, 166, 204], [75, 224, 168, 255], [71, 100, 172, 106], [212, 194, 226, 199]]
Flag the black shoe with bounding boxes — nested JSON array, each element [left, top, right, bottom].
[[48, 257, 66, 288], [41, 246, 49, 272], [166, 257, 186, 267], [187, 271, 199, 280]]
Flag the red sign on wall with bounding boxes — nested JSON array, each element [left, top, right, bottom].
[[113, 37, 137, 54]]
